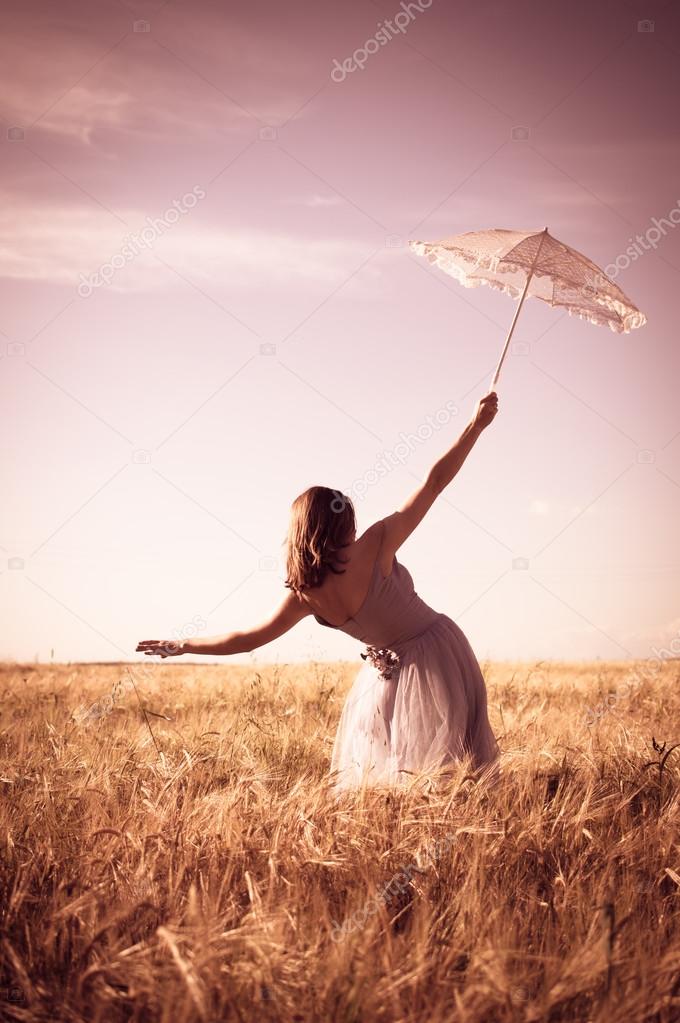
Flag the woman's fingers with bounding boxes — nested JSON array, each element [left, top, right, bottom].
[[136, 639, 181, 658], [474, 391, 499, 430]]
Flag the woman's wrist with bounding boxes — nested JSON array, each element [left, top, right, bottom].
[[179, 638, 223, 656]]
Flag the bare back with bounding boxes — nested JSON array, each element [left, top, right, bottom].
[[299, 521, 391, 627]]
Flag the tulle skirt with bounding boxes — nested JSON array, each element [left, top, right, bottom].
[[329, 614, 499, 791]]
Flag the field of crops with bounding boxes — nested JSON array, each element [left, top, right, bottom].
[[0, 658, 678, 1022]]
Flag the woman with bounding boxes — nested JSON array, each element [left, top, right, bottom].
[[137, 391, 500, 789]]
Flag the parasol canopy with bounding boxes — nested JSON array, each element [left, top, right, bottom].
[[410, 227, 646, 387]]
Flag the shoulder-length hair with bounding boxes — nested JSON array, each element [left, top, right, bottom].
[[285, 486, 356, 592]]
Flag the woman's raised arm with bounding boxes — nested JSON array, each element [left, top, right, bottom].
[[379, 391, 499, 557]]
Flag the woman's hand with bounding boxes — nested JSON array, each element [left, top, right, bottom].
[[136, 639, 185, 658], [472, 391, 499, 432]]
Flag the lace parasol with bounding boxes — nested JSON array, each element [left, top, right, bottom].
[[410, 227, 646, 387]]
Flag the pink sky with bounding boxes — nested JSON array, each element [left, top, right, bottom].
[[2, 0, 679, 664]]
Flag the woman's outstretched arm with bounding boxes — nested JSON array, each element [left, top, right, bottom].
[[380, 391, 499, 557], [136, 591, 311, 658], [427, 391, 498, 494]]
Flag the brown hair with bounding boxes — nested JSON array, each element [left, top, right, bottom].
[[284, 486, 356, 592]]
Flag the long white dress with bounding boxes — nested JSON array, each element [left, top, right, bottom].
[[315, 556, 499, 790]]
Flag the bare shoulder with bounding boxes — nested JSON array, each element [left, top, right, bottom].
[[358, 519, 392, 575], [356, 520, 384, 546], [282, 588, 313, 621]]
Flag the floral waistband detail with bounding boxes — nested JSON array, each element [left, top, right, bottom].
[[360, 646, 401, 680]]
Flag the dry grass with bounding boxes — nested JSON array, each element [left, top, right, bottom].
[[0, 658, 679, 1022]]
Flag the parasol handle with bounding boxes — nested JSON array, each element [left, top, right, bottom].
[[489, 227, 548, 391]]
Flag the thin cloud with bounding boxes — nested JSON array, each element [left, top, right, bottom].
[[284, 194, 343, 208], [0, 198, 380, 291]]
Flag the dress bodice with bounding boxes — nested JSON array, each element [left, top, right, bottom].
[[313, 556, 440, 655]]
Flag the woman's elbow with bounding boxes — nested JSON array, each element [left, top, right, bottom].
[[236, 633, 256, 654], [235, 630, 266, 654], [426, 470, 445, 496]]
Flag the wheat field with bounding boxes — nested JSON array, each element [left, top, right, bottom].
[[0, 658, 678, 1022]]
